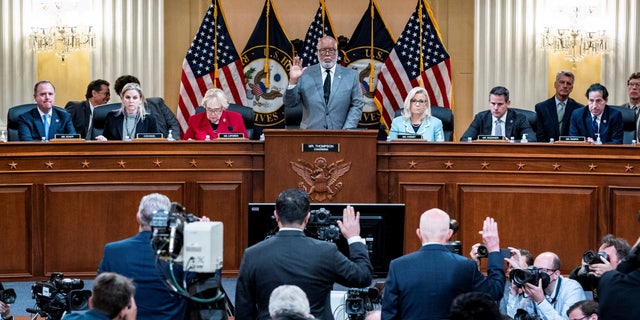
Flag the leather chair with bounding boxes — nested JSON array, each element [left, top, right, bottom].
[[91, 103, 122, 140], [510, 107, 537, 134], [7, 104, 65, 141], [608, 105, 636, 144], [391, 106, 455, 141], [284, 105, 303, 129], [195, 104, 255, 139]]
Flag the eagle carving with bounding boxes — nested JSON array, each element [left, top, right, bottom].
[[290, 157, 351, 202]]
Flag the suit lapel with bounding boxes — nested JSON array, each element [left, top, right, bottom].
[[32, 109, 47, 138], [505, 111, 515, 137], [310, 65, 326, 105]]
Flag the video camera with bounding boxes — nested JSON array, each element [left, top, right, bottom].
[[444, 219, 462, 255], [0, 285, 16, 304], [509, 267, 551, 289], [306, 207, 341, 241], [344, 287, 380, 320], [28, 272, 91, 320]]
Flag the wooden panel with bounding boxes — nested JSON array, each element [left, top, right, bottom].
[[398, 183, 446, 253], [610, 187, 640, 246], [0, 186, 32, 278]]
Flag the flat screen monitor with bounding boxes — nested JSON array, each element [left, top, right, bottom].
[[247, 203, 405, 278]]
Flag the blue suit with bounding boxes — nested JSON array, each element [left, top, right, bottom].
[[284, 64, 364, 129], [461, 109, 536, 142], [98, 231, 187, 320], [568, 105, 623, 144], [381, 244, 505, 320], [17, 107, 76, 141], [388, 116, 444, 141], [535, 97, 584, 142]]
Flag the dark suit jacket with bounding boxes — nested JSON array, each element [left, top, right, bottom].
[[146, 97, 181, 140], [65, 100, 93, 138], [17, 107, 76, 141], [98, 231, 187, 320], [284, 64, 364, 129], [568, 105, 623, 144], [235, 230, 373, 320], [183, 110, 248, 140], [101, 111, 159, 140], [461, 109, 537, 142], [381, 244, 506, 320], [535, 97, 584, 142]]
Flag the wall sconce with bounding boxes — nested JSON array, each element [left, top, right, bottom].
[[29, 2, 96, 62], [540, 6, 607, 62]]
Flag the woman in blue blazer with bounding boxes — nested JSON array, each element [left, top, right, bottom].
[[388, 87, 445, 141]]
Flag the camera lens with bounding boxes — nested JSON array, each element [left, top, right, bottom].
[[477, 245, 488, 258]]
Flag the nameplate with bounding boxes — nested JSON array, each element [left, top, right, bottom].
[[559, 136, 586, 142], [397, 134, 423, 140], [218, 133, 244, 139], [136, 133, 164, 139], [302, 144, 340, 152], [477, 135, 506, 142], [53, 134, 82, 140]]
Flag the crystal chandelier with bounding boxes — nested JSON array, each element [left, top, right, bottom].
[[29, 2, 96, 61], [540, 7, 607, 63]]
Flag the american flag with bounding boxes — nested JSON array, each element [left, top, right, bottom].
[[177, 0, 248, 135], [374, 0, 452, 128], [299, 1, 338, 67]]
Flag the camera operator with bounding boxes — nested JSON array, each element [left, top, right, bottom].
[[597, 234, 640, 318], [0, 283, 12, 320], [64, 272, 136, 320], [235, 188, 373, 320], [98, 193, 202, 320], [569, 234, 630, 300], [505, 252, 585, 320], [498, 248, 534, 314]]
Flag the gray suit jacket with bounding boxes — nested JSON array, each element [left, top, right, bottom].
[[284, 64, 364, 129]]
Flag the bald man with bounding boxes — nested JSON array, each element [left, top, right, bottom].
[[381, 209, 506, 320]]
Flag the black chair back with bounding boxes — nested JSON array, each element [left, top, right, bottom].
[[195, 104, 255, 139], [284, 105, 303, 129], [608, 105, 636, 144], [91, 103, 122, 139], [391, 106, 455, 141], [510, 107, 537, 134]]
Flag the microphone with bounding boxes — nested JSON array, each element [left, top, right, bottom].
[[26, 308, 41, 314], [228, 126, 233, 132]]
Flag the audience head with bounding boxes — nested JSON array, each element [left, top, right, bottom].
[[449, 291, 502, 320], [417, 208, 452, 244], [402, 87, 432, 120], [567, 300, 598, 320], [33, 80, 56, 113], [585, 83, 608, 117], [488, 86, 510, 119], [626, 72, 640, 104], [90, 272, 136, 319], [316, 36, 338, 69], [554, 70, 575, 100], [275, 188, 310, 228], [268, 285, 312, 320], [533, 252, 561, 291], [119, 82, 147, 119], [137, 193, 171, 230], [85, 79, 111, 105], [114, 75, 140, 96], [201, 88, 230, 125], [598, 234, 631, 268], [364, 309, 381, 320]]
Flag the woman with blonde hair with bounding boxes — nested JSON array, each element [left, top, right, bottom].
[[97, 82, 158, 141], [388, 87, 444, 141]]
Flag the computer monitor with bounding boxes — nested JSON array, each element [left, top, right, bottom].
[[247, 203, 405, 278]]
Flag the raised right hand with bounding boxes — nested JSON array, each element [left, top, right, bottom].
[[288, 56, 306, 85]]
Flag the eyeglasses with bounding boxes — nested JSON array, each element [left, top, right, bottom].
[[628, 82, 640, 87], [537, 267, 558, 274], [205, 107, 224, 114], [570, 315, 591, 320], [410, 99, 427, 104], [318, 48, 337, 55]]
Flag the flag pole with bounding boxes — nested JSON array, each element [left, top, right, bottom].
[[320, 0, 326, 36], [417, 0, 424, 87], [213, 0, 219, 88], [368, 0, 376, 93], [264, 0, 271, 88]]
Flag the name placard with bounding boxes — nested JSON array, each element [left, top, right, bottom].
[[136, 133, 164, 139], [397, 134, 423, 140], [53, 134, 82, 140], [218, 133, 245, 139], [559, 136, 587, 142], [302, 144, 340, 152], [477, 135, 506, 141]]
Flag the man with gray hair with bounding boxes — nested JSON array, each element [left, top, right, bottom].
[[535, 70, 584, 142], [268, 285, 313, 320], [97, 193, 189, 320]]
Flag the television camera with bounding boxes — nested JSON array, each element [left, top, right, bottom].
[[344, 287, 380, 320], [149, 202, 228, 320], [307, 207, 341, 241], [0, 284, 16, 305], [27, 272, 91, 320]]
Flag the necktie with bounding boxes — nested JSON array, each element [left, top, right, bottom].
[[592, 116, 598, 135], [557, 101, 566, 131], [86, 108, 93, 140], [633, 105, 640, 141], [43, 114, 50, 140], [495, 119, 502, 136], [323, 69, 331, 104]]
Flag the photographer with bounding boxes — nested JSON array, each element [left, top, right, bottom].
[[598, 234, 640, 318], [569, 234, 630, 300], [505, 252, 585, 320], [64, 272, 136, 320], [0, 283, 12, 320]]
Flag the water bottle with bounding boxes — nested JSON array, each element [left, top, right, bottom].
[[205, 135, 211, 141], [632, 139, 637, 146], [259, 133, 265, 141], [167, 129, 175, 141], [595, 133, 602, 145], [509, 136, 515, 143], [466, 137, 472, 143], [549, 138, 555, 144], [520, 134, 528, 143], [0, 130, 6, 142]]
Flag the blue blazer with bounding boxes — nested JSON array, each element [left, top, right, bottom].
[[568, 105, 623, 144], [461, 109, 537, 142], [388, 116, 445, 141], [101, 111, 159, 140], [381, 244, 506, 320], [17, 106, 76, 141], [284, 64, 364, 129], [535, 97, 584, 142]]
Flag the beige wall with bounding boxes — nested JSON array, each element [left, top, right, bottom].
[[37, 50, 90, 107], [547, 53, 602, 106], [163, 0, 475, 135]]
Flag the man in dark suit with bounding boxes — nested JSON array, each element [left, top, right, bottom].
[[535, 70, 584, 142], [98, 193, 189, 320], [65, 79, 111, 139], [569, 83, 624, 144], [18, 80, 76, 141], [381, 209, 505, 320], [461, 86, 536, 141], [114, 75, 181, 140], [284, 36, 364, 129], [235, 188, 373, 320], [620, 72, 640, 141]]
